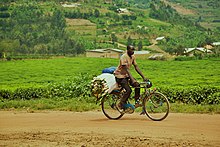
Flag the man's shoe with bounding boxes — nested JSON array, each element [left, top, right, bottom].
[[134, 99, 142, 108], [123, 103, 135, 110], [123, 103, 135, 114]]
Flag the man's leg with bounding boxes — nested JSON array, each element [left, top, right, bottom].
[[134, 83, 140, 101], [116, 78, 132, 106], [130, 80, 140, 101], [131, 82, 141, 107]]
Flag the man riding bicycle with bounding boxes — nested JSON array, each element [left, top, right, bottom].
[[114, 45, 149, 110]]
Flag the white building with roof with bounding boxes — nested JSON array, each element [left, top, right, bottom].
[[156, 36, 165, 41], [184, 47, 212, 56], [86, 48, 124, 58], [212, 42, 220, 46], [117, 8, 129, 13]]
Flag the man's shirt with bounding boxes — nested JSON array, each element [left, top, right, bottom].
[[114, 52, 137, 78]]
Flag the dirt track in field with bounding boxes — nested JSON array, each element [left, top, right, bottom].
[[0, 111, 220, 147]]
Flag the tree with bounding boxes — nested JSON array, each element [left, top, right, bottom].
[[138, 41, 143, 51], [94, 9, 100, 18], [33, 44, 48, 54], [127, 36, 132, 45], [111, 33, 118, 44], [76, 42, 85, 54], [51, 8, 66, 38], [175, 45, 185, 55]]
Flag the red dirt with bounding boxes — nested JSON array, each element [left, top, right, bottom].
[[0, 111, 220, 146]]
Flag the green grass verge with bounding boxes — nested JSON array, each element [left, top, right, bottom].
[[0, 97, 99, 112], [1, 98, 219, 114], [170, 103, 220, 114]]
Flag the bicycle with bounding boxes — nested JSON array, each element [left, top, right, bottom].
[[101, 81, 170, 121]]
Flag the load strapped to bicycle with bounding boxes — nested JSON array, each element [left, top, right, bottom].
[[91, 67, 170, 121]]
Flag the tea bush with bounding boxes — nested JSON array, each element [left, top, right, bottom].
[[0, 74, 93, 101], [0, 74, 219, 105], [158, 86, 220, 104]]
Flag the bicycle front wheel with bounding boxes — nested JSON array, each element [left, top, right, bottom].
[[101, 93, 124, 120], [143, 92, 170, 121]]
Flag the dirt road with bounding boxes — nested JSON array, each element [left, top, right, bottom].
[[0, 111, 220, 147]]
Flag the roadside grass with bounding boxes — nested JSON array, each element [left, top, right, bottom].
[[0, 97, 99, 112], [1, 98, 220, 114], [170, 103, 220, 114]]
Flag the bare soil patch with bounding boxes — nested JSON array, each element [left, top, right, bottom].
[[162, 0, 197, 15], [0, 111, 220, 146], [66, 18, 96, 26]]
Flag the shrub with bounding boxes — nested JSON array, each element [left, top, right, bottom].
[[205, 92, 220, 104], [0, 89, 12, 99], [6, 56, 11, 61], [0, 5, 9, 11], [0, 74, 92, 101], [0, 74, 219, 105], [174, 56, 196, 61], [158, 86, 220, 104], [0, 12, 10, 18], [13, 87, 47, 100]]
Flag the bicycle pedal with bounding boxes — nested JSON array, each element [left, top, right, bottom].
[[135, 103, 142, 108], [124, 107, 134, 114]]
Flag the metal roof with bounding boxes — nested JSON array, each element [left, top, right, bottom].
[[184, 47, 212, 53], [134, 51, 150, 54], [212, 42, 220, 46], [87, 48, 124, 53]]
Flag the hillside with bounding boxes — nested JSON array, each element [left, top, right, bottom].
[[165, 0, 220, 29], [63, 0, 220, 54], [0, 0, 220, 58]]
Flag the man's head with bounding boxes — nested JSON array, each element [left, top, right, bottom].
[[127, 45, 135, 57]]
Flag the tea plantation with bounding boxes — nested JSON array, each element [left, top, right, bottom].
[[0, 57, 219, 112]]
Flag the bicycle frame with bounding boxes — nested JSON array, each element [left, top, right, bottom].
[[109, 82, 156, 110], [101, 81, 170, 121]]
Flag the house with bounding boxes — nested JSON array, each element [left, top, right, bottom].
[[61, 3, 81, 8], [86, 48, 124, 58], [156, 36, 165, 41], [212, 42, 220, 46], [148, 54, 164, 60], [184, 47, 212, 56], [137, 25, 148, 30], [134, 51, 150, 58], [116, 8, 129, 13], [204, 45, 213, 50], [137, 25, 142, 29]]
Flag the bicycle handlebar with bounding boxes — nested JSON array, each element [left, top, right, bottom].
[[139, 81, 152, 88], [139, 81, 148, 85]]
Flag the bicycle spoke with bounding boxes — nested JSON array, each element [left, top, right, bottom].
[[101, 94, 124, 120], [144, 92, 170, 121]]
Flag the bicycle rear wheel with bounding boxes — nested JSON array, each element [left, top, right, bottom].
[[101, 93, 124, 120], [143, 92, 170, 121]]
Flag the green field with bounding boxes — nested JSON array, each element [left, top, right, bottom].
[[1, 57, 219, 90], [0, 57, 220, 113], [1, 0, 220, 113]]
